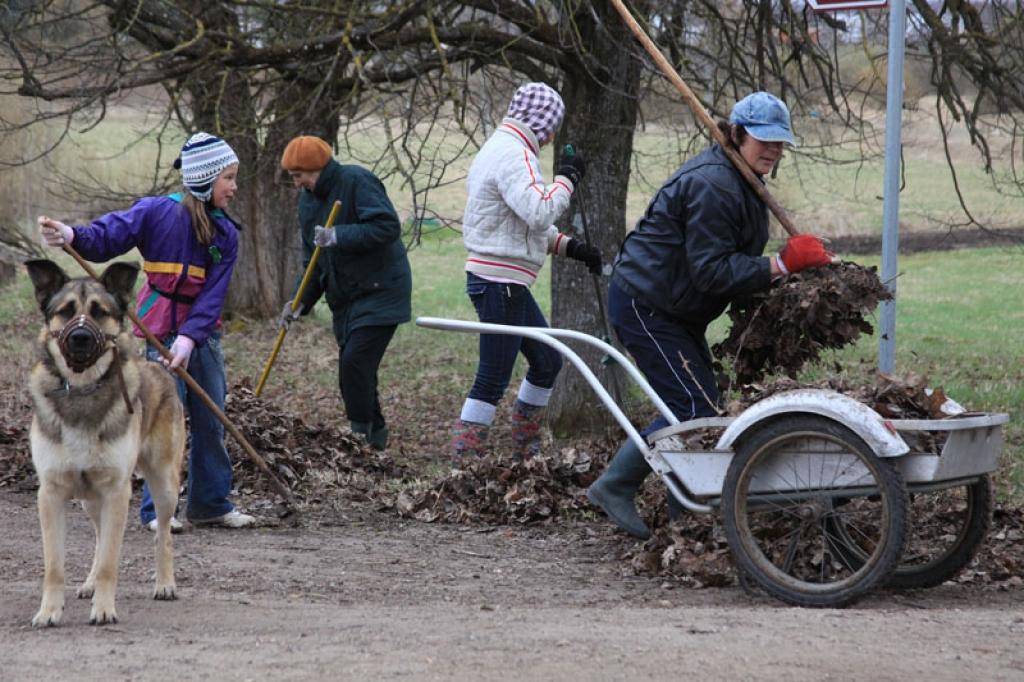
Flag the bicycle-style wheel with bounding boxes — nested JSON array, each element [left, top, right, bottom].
[[722, 415, 907, 607]]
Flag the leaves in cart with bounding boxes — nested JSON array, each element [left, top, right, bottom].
[[713, 262, 892, 387]]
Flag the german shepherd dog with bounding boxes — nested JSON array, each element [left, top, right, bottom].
[[25, 259, 185, 627]]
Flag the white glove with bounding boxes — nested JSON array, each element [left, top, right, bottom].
[[38, 216, 74, 247], [165, 335, 195, 370], [313, 224, 337, 247], [278, 302, 304, 329]]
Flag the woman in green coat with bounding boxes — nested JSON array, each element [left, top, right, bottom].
[[279, 136, 412, 450]]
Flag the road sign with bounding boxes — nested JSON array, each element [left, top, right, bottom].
[[807, 0, 887, 11]]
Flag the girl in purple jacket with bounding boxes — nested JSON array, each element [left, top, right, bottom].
[[38, 132, 255, 530]]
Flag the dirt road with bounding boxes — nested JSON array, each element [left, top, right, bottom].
[[1, 490, 1022, 681]]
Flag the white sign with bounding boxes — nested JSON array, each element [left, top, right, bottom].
[[807, 0, 887, 11]]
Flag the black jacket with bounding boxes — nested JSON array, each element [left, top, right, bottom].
[[612, 144, 772, 328], [296, 159, 412, 343]]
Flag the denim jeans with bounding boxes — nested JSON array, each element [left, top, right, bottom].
[[139, 333, 234, 523], [466, 272, 563, 405], [608, 279, 720, 436]]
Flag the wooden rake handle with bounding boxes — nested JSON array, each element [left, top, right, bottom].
[[61, 244, 299, 512], [608, 0, 800, 237], [254, 200, 342, 397]]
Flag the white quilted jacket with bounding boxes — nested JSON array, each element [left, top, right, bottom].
[[462, 118, 575, 286]]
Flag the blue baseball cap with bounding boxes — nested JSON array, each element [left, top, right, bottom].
[[729, 92, 796, 146]]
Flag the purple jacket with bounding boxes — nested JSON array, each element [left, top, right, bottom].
[[71, 194, 239, 345]]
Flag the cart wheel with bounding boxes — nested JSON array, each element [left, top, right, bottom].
[[828, 475, 992, 589], [722, 415, 907, 608]]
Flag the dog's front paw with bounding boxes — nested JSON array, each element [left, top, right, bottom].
[[77, 582, 95, 599], [153, 583, 177, 601], [89, 601, 118, 626], [31, 604, 64, 628]]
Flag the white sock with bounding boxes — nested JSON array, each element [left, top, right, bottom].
[[460, 398, 497, 426], [517, 379, 553, 408]]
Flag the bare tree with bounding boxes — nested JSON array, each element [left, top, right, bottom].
[[3, 0, 1023, 432]]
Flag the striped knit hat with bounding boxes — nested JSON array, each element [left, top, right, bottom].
[[506, 83, 565, 146], [174, 132, 239, 201]]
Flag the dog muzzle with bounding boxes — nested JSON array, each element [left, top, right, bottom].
[[53, 314, 110, 373]]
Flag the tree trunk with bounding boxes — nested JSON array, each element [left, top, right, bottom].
[[186, 53, 345, 316], [547, 1, 643, 436]]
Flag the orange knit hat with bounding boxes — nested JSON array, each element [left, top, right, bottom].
[[280, 136, 332, 171]]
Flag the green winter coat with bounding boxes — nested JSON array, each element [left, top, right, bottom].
[[296, 159, 412, 343]]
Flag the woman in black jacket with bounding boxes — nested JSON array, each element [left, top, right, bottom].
[[587, 92, 832, 539], [278, 136, 412, 450]]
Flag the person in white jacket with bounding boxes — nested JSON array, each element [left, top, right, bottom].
[[451, 82, 601, 464]]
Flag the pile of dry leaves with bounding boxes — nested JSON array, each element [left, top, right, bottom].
[[626, 497, 1024, 592], [714, 262, 892, 386], [223, 381, 404, 506], [391, 446, 608, 524]]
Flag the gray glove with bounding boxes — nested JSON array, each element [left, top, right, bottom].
[[278, 302, 303, 329], [313, 224, 337, 247]]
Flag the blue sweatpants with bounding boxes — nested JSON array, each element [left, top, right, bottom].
[[607, 279, 720, 435]]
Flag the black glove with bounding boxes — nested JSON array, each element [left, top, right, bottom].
[[566, 239, 602, 275], [556, 152, 586, 187]]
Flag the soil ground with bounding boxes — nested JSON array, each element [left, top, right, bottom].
[[2, 230, 1023, 679], [2, 490, 1022, 681]]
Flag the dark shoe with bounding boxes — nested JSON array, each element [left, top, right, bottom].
[[510, 399, 544, 459], [350, 420, 372, 444], [368, 425, 389, 451], [586, 439, 652, 539]]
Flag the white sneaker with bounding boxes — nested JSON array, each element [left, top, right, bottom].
[[190, 510, 256, 529], [145, 517, 184, 534]]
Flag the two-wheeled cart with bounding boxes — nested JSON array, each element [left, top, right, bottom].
[[417, 317, 1008, 607]]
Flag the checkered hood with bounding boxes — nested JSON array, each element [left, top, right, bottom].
[[505, 83, 565, 146]]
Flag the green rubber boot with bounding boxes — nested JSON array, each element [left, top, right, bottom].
[[586, 439, 652, 540], [368, 425, 389, 451], [350, 421, 372, 445]]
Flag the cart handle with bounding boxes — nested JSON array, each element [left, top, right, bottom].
[[415, 317, 713, 513]]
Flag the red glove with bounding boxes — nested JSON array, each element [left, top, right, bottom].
[[778, 234, 832, 274]]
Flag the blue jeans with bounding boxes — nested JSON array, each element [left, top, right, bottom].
[[139, 334, 234, 523], [608, 279, 720, 436], [466, 273, 563, 405]]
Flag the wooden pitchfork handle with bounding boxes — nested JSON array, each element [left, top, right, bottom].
[[254, 199, 341, 397], [609, 0, 800, 237], [61, 243, 299, 511]]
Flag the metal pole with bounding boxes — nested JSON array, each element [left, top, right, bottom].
[[879, 0, 907, 374]]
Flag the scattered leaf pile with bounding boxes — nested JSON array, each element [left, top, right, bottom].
[[959, 507, 1024, 589], [626, 496, 1024, 592], [625, 507, 735, 588], [224, 381, 404, 504], [713, 262, 892, 386], [391, 447, 608, 524], [0, 421, 34, 491], [726, 373, 970, 453]]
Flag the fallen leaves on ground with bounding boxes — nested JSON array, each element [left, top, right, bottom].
[[224, 380, 405, 509], [389, 446, 609, 524]]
